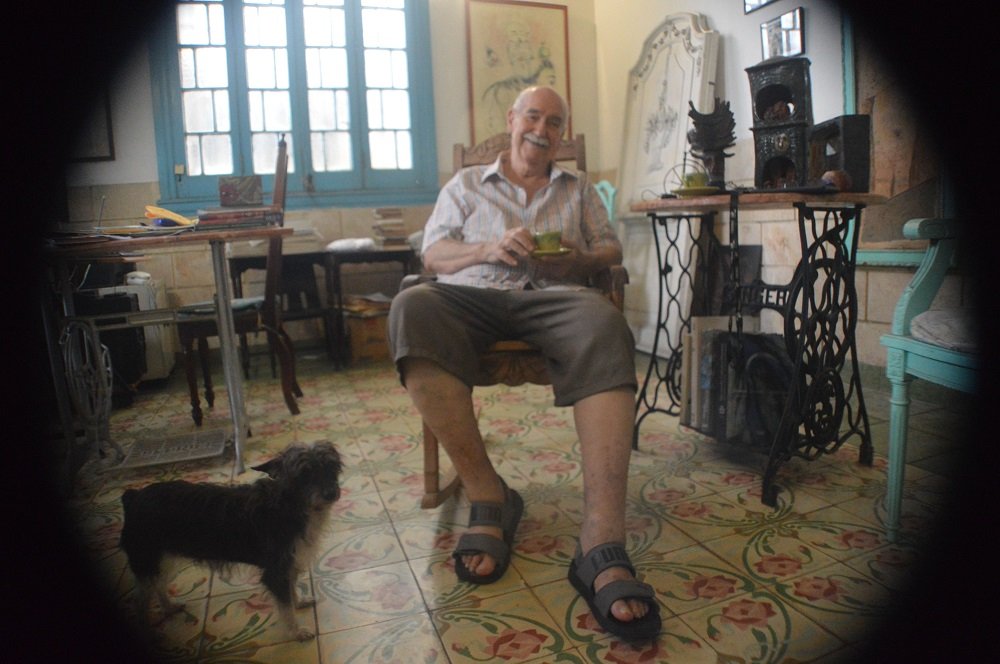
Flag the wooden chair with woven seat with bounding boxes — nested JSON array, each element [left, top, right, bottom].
[[406, 132, 629, 508], [177, 135, 302, 426]]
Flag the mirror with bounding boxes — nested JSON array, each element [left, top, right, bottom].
[[761, 8, 804, 59]]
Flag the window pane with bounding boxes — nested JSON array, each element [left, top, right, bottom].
[[214, 90, 230, 131], [248, 90, 264, 131], [335, 90, 350, 129], [195, 47, 228, 88], [202, 133, 233, 174], [185, 135, 203, 175], [305, 0, 345, 7], [381, 90, 409, 129], [391, 50, 408, 88], [362, 8, 405, 49], [177, 4, 209, 44], [246, 49, 277, 88], [263, 90, 291, 130], [208, 3, 226, 43], [179, 48, 196, 88], [308, 90, 335, 129], [320, 48, 348, 88], [243, 4, 287, 47], [369, 130, 396, 169], [303, 6, 345, 46], [361, 1, 405, 13], [315, 131, 352, 171], [396, 130, 412, 169], [252, 132, 292, 173], [183, 90, 216, 132], [366, 90, 382, 129], [364, 49, 392, 88]]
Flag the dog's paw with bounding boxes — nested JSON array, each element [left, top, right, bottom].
[[163, 601, 186, 617], [295, 596, 316, 609], [293, 626, 316, 641]]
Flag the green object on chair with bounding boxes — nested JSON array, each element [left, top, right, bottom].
[[879, 218, 978, 543]]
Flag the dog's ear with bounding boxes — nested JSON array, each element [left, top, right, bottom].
[[251, 456, 283, 478]]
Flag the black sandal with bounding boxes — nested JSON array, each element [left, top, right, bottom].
[[452, 480, 524, 585], [568, 542, 661, 642]]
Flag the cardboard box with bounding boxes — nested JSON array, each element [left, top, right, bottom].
[[347, 313, 390, 362]]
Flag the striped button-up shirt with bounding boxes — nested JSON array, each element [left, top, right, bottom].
[[422, 155, 620, 290]]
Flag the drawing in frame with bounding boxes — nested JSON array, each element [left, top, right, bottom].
[[761, 7, 804, 60], [466, 0, 571, 145]]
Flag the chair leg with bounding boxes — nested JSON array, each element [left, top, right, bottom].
[[421, 420, 461, 509], [198, 337, 215, 408], [182, 339, 203, 426], [267, 328, 301, 415], [885, 351, 912, 544]]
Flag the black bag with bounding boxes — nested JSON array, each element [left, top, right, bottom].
[[710, 332, 795, 450]]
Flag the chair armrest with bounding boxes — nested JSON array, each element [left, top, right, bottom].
[[590, 265, 628, 312], [892, 218, 959, 336]]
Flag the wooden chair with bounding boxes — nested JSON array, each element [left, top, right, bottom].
[[412, 133, 628, 507], [177, 136, 302, 426], [880, 218, 977, 542]]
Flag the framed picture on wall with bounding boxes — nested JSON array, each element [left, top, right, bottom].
[[70, 89, 115, 162], [465, 0, 571, 145], [761, 8, 804, 60]]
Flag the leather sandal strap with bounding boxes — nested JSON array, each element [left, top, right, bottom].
[[453, 532, 510, 564], [592, 579, 655, 619], [468, 502, 503, 527], [575, 542, 636, 588]]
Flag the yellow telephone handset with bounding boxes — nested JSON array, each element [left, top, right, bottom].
[[144, 205, 196, 226]]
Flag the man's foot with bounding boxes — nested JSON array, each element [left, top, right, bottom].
[[568, 542, 661, 642], [452, 480, 523, 585]]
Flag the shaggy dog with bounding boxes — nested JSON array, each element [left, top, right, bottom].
[[119, 441, 342, 641]]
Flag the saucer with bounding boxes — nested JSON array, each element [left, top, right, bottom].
[[672, 186, 722, 197], [531, 247, 571, 257]]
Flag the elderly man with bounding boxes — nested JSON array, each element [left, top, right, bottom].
[[387, 86, 660, 642]]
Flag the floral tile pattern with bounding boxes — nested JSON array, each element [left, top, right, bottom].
[[64, 353, 962, 662]]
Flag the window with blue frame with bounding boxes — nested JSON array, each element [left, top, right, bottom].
[[149, 0, 438, 212]]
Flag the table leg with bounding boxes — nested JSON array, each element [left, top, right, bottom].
[[210, 240, 249, 475]]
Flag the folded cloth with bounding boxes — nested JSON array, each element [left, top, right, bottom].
[[326, 238, 377, 252]]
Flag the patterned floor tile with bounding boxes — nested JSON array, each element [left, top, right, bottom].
[[316, 613, 447, 663], [313, 561, 425, 633], [765, 560, 894, 644], [410, 551, 529, 611], [676, 587, 844, 663], [200, 588, 317, 658], [432, 589, 570, 663]]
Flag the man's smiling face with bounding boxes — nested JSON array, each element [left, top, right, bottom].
[[507, 87, 566, 171]]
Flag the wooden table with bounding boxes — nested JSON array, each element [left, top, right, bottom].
[[630, 191, 886, 505], [45, 225, 293, 476]]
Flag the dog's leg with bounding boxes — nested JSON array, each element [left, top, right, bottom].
[[292, 567, 315, 609], [263, 565, 314, 641]]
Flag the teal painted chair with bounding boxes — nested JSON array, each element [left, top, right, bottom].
[[880, 218, 978, 542]]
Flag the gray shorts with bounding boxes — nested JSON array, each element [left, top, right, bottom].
[[387, 282, 637, 407]]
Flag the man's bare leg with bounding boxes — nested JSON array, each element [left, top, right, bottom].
[[574, 387, 650, 622], [402, 357, 505, 577]]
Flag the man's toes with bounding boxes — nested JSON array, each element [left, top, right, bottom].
[[610, 599, 635, 622]]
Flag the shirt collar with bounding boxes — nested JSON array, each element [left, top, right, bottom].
[[482, 153, 579, 184]]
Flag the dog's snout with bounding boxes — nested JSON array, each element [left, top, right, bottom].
[[323, 486, 341, 502]]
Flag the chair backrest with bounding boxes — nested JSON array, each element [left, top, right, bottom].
[[453, 133, 586, 173], [262, 135, 289, 324]]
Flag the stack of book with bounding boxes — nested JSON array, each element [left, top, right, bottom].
[[372, 219, 409, 247], [196, 204, 283, 230]]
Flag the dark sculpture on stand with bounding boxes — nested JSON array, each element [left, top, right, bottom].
[[687, 98, 736, 189]]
